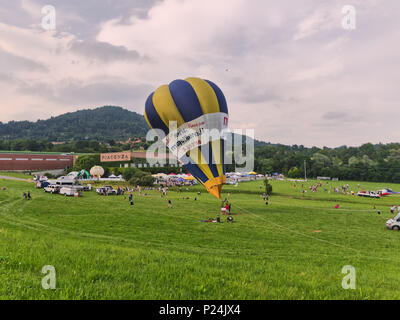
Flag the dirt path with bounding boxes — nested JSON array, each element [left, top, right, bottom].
[[0, 175, 30, 182]]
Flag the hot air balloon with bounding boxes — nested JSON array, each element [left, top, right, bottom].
[[144, 77, 228, 199], [90, 165, 104, 178]]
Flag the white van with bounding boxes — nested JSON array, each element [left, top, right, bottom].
[[56, 176, 84, 191]]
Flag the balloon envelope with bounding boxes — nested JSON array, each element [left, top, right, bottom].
[[90, 166, 105, 177], [144, 77, 228, 198]]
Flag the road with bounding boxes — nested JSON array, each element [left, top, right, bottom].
[[0, 175, 30, 182]]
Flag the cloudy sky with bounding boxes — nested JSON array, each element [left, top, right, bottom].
[[0, 0, 399, 147]]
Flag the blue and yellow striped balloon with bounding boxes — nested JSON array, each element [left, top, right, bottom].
[[144, 77, 228, 199]]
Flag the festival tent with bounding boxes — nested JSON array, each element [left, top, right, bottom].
[[67, 171, 79, 178], [184, 176, 196, 181], [152, 173, 167, 177], [109, 174, 117, 179], [249, 171, 257, 175]]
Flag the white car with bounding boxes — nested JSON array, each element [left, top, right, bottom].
[[357, 191, 380, 198], [96, 186, 118, 195], [386, 218, 400, 230], [44, 185, 61, 194], [59, 187, 81, 197]]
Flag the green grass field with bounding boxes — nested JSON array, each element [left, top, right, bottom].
[[0, 171, 33, 179], [1, 175, 400, 299]]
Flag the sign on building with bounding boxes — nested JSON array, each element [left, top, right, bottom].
[[100, 152, 131, 162]]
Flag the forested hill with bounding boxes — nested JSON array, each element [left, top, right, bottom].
[[0, 106, 148, 141]]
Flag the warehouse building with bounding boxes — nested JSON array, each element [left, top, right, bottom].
[[0, 153, 75, 171]]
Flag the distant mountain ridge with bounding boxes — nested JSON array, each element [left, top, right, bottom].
[[0, 106, 148, 142], [0, 106, 269, 146]]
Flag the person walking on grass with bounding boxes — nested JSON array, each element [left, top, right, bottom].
[[168, 199, 172, 208], [129, 193, 134, 206]]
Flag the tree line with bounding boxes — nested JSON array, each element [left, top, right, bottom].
[[251, 143, 400, 183]]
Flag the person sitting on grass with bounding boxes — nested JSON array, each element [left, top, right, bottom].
[[227, 216, 234, 223]]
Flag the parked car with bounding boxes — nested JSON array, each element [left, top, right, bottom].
[[60, 187, 81, 197], [357, 191, 380, 198], [386, 218, 400, 230], [44, 185, 61, 194], [96, 186, 118, 195]]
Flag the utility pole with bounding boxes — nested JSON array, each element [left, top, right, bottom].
[[304, 160, 307, 181]]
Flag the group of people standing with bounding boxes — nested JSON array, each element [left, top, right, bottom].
[[390, 205, 400, 215], [221, 199, 232, 215], [23, 191, 31, 200]]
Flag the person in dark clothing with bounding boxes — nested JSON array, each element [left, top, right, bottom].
[[23, 192, 27, 199], [128, 194, 133, 206], [227, 216, 233, 223], [27, 191, 31, 200]]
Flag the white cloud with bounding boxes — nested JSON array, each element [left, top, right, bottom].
[[0, 0, 400, 147]]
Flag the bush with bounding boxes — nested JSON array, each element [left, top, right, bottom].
[[125, 168, 155, 187], [43, 172, 54, 179], [122, 167, 141, 181], [263, 178, 273, 195], [73, 154, 100, 171], [129, 175, 155, 187], [288, 167, 300, 178]]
